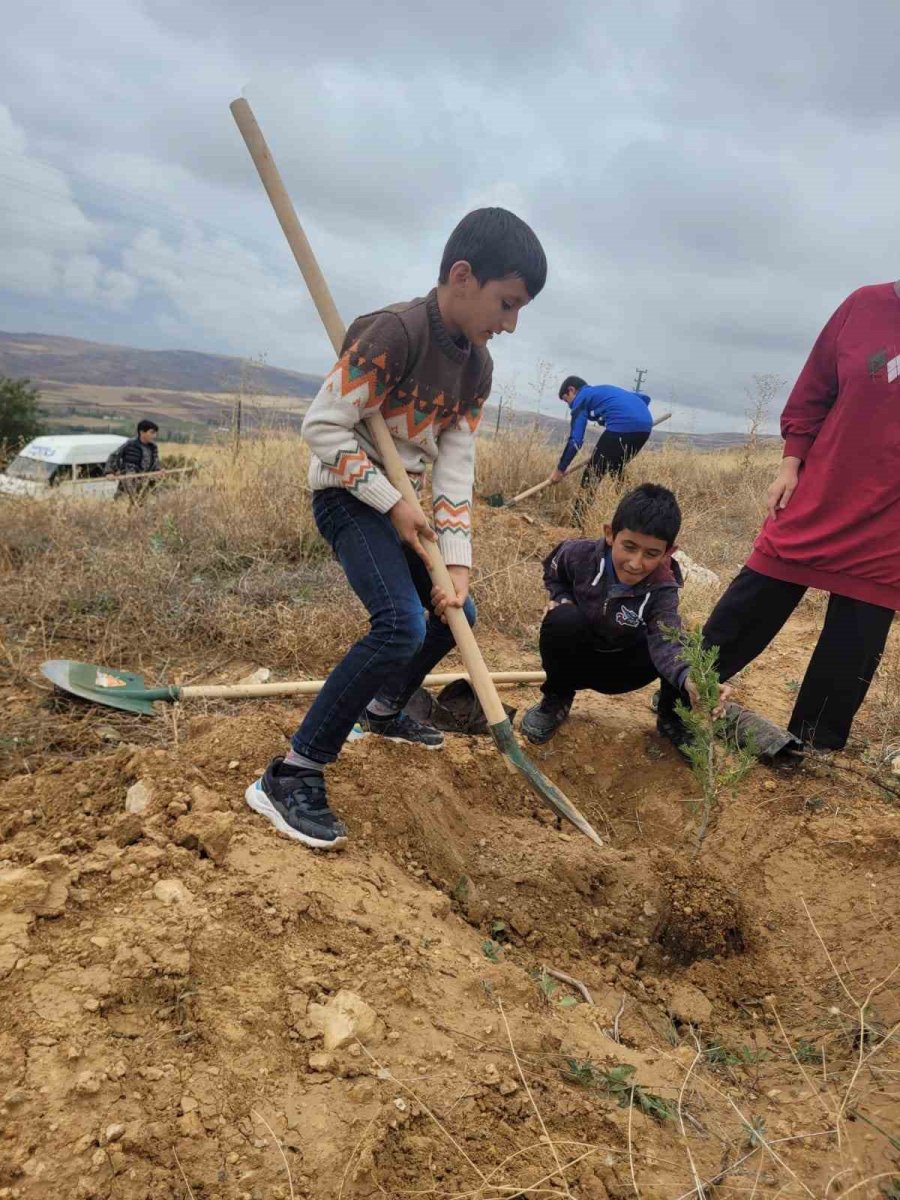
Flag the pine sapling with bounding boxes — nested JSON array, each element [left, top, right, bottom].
[[671, 627, 757, 855]]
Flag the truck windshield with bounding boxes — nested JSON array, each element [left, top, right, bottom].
[[5, 456, 56, 482]]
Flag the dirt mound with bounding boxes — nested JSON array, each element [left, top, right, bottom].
[[655, 867, 747, 965], [1, 666, 899, 1198]]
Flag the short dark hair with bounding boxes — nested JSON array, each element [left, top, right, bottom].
[[439, 208, 547, 298], [611, 484, 681, 547], [559, 375, 586, 399], [137, 419, 159, 434]]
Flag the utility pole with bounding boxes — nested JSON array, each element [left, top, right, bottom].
[[633, 367, 648, 392]]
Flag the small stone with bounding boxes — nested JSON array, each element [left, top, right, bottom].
[[152, 879, 192, 906], [173, 812, 235, 865], [0, 854, 70, 919], [83, 999, 100, 1013], [237, 668, 271, 686], [125, 780, 153, 815], [480, 1063, 501, 1086], [74, 1071, 102, 1096], [108, 1150, 127, 1175], [308, 1052, 334, 1073], [167, 801, 189, 819], [189, 785, 226, 814], [180, 1096, 198, 1114], [178, 1111, 205, 1139], [4, 1088, 27, 1106], [393, 1098, 407, 1112], [90, 937, 110, 950], [111, 814, 144, 848], [499, 1080, 518, 1096], [228, 760, 240, 770], [307, 989, 379, 1051], [668, 982, 713, 1027], [104, 1124, 125, 1144], [763, 780, 777, 793]]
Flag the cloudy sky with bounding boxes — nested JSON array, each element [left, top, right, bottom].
[[1, 0, 897, 432]]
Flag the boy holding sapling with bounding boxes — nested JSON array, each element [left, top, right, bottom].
[[521, 484, 731, 746], [245, 208, 547, 850]]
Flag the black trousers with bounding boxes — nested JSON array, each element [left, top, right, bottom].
[[540, 603, 686, 720], [659, 566, 894, 750], [574, 429, 650, 525]]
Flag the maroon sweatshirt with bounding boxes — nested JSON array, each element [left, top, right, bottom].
[[748, 282, 900, 610]]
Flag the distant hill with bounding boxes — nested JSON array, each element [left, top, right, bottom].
[[0, 329, 771, 450], [0, 332, 320, 396], [0, 331, 323, 441], [487, 406, 769, 453]]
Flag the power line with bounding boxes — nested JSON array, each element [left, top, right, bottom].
[[632, 366, 648, 391]]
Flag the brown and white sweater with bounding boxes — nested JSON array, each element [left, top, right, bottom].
[[302, 289, 492, 568]]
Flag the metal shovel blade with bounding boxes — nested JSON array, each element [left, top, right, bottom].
[[490, 718, 603, 847], [40, 660, 173, 716]]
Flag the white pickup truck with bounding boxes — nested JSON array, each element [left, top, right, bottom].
[[0, 434, 127, 500]]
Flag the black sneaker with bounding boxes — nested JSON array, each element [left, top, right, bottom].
[[353, 709, 444, 749], [521, 694, 573, 745], [245, 759, 348, 850], [656, 712, 691, 759]]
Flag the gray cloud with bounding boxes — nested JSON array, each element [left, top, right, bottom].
[[0, 0, 897, 432]]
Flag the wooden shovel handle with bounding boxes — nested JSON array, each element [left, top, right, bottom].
[[505, 455, 586, 507], [180, 669, 546, 700], [76, 466, 197, 485], [230, 98, 507, 724]]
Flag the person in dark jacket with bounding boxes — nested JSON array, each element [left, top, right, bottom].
[[551, 377, 654, 526], [521, 484, 731, 745], [114, 419, 160, 498]]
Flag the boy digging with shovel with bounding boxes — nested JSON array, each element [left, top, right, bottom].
[[246, 208, 547, 849]]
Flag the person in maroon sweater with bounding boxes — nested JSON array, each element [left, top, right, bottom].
[[658, 281, 899, 751]]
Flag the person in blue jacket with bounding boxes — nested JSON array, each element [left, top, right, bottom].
[[551, 376, 653, 525]]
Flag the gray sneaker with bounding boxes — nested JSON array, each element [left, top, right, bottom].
[[353, 709, 444, 749], [521, 694, 573, 744], [245, 759, 348, 850]]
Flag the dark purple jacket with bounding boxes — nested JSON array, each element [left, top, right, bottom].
[[542, 538, 689, 688]]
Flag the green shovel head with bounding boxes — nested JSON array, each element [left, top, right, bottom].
[[40, 659, 174, 716], [482, 492, 506, 508]]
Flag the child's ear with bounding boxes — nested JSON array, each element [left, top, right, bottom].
[[603, 523, 614, 546], [446, 260, 475, 289]]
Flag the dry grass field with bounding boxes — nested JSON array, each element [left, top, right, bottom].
[[0, 430, 898, 1200]]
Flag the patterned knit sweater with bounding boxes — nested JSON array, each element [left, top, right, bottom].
[[302, 289, 492, 568]]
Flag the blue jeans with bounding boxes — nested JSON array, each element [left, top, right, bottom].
[[292, 488, 476, 764]]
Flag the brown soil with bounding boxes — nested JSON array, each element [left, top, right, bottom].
[[1, 619, 899, 1200]]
